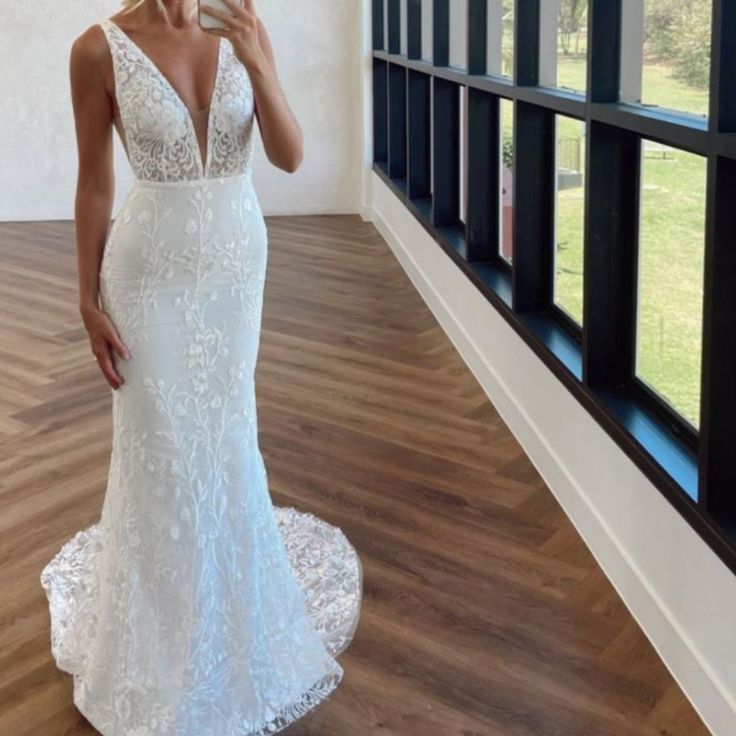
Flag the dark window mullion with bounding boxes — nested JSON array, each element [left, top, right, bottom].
[[387, 0, 401, 55], [515, 0, 540, 87], [712, 0, 736, 131], [432, 77, 460, 228], [699, 163, 736, 523], [433, 0, 450, 68], [698, 0, 735, 521], [373, 59, 388, 165], [588, 0, 621, 103], [512, 102, 554, 312], [408, 71, 431, 202], [511, 0, 552, 313], [407, 0, 422, 60], [372, 0, 384, 52], [388, 63, 407, 180], [582, 122, 639, 388], [583, 0, 633, 388], [467, 0, 488, 76], [466, 88, 499, 263]]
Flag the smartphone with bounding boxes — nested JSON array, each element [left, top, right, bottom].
[[198, 0, 233, 30]]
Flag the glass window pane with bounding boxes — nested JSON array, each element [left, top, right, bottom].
[[502, 0, 515, 77], [422, 0, 433, 62], [553, 114, 586, 324], [400, 0, 407, 56], [486, 0, 515, 77], [500, 98, 514, 262], [621, 0, 711, 118], [636, 142, 706, 428], [430, 80, 434, 194], [556, 0, 589, 93], [383, 0, 388, 51], [459, 87, 467, 223], [450, 0, 468, 69]]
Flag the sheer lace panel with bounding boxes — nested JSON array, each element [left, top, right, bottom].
[[100, 19, 256, 182]]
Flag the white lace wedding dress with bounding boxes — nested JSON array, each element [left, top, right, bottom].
[[40, 18, 362, 736]]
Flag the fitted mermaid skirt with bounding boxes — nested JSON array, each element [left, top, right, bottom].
[[40, 171, 363, 735]]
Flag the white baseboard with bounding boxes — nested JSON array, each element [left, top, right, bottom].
[[369, 172, 736, 736]]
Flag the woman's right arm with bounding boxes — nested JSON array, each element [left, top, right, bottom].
[[69, 27, 130, 390]]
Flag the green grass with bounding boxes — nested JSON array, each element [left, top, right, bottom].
[[641, 58, 709, 118], [495, 29, 708, 426], [551, 54, 708, 427], [636, 150, 705, 428], [552, 43, 710, 119], [556, 53, 588, 94], [554, 114, 586, 328]]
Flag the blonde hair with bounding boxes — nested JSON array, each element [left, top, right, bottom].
[[119, 0, 199, 22]]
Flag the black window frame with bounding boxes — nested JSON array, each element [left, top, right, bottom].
[[371, 0, 736, 574]]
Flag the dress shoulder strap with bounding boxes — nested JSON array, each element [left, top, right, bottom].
[[98, 19, 123, 62], [98, 18, 114, 49]]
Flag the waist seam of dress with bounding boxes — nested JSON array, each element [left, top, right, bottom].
[[132, 169, 253, 190]]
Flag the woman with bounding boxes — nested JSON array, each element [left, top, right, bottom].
[[39, 1, 363, 734]]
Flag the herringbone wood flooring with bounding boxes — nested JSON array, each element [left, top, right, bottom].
[[0, 214, 711, 735]]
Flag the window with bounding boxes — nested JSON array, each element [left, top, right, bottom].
[[459, 86, 468, 224], [621, 0, 712, 118], [502, 0, 516, 77], [486, 0, 516, 77], [537, 0, 589, 93], [400, 0, 408, 55], [450, 0, 468, 70], [553, 114, 586, 324], [636, 141, 706, 429], [372, 1, 736, 574], [421, 0, 433, 61], [499, 98, 514, 263]]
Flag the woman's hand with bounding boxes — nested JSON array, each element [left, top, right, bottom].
[[200, 0, 303, 173], [199, 0, 269, 73], [81, 304, 131, 390]]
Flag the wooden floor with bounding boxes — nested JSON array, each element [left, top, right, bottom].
[[0, 214, 711, 736]]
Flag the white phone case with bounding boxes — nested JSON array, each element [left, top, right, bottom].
[[198, 0, 234, 30]]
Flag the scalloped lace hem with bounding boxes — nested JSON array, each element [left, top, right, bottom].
[[71, 663, 344, 736], [40, 504, 362, 735]]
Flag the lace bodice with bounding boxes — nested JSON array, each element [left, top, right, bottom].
[[99, 18, 256, 182]]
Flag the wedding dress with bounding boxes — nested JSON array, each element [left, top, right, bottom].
[[40, 18, 362, 736]]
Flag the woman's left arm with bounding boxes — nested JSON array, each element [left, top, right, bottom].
[[201, 0, 304, 173]]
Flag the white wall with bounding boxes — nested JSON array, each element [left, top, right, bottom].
[[0, 0, 363, 220], [361, 5, 736, 736]]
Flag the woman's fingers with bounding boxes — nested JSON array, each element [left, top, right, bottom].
[[97, 310, 131, 362], [82, 306, 129, 390], [200, 0, 246, 25], [93, 341, 124, 390], [105, 326, 131, 361], [219, 0, 252, 20]]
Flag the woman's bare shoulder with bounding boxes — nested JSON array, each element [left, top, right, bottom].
[[71, 22, 111, 65], [69, 22, 115, 91]]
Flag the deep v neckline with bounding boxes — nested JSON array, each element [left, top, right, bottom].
[[106, 18, 222, 178]]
